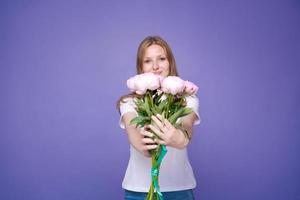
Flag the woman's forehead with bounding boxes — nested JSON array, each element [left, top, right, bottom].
[[144, 45, 167, 57]]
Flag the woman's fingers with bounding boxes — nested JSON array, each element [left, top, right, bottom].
[[156, 114, 173, 130], [140, 129, 154, 138], [140, 129, 159, 150], [147, 124, 165, 140], [142, 137, 156, 144], [141, 115, 174, 147], [143, 144, 158, 150], [151, 115, 165, 131], [155, 138, 166, 145]]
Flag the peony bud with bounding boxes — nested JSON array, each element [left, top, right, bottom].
[[184, 81, 198, 95]]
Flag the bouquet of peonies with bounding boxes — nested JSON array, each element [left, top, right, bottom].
[[126, 72, 198, 200]]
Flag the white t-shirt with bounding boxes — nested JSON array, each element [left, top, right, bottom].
[[119, 95, 201, 192]]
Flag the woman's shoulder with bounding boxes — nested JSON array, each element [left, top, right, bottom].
[[120, 96, 135, 103], [184, 94, 201, 125], [119, 97, 137, 109], [184, 94, 199, 102], [184, 94, 199, 109], [121, 96, 133, 102], [118, 93, 138, 105]]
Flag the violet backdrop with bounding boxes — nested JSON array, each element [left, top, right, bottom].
[[1, 0, 299, 199]]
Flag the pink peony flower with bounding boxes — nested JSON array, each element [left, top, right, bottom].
[[161, 76, 185, 95], [126, 72, 161, 95], [127, 77, 136, 92], [184, 81, 198, 95]]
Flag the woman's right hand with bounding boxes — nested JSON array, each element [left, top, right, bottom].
[[123, 112, 158, 158], [140, 129, 158, 157]]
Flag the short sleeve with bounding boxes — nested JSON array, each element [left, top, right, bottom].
[[119, 98, 137, 129], [185, 94, 201, 125]]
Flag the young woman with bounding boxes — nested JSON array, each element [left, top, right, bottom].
[[117, 36, 201, 200]]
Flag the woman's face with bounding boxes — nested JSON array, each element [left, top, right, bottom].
[[142, 44, 170, 77]]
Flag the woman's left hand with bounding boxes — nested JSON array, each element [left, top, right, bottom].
[[146, 114, 189, 149]]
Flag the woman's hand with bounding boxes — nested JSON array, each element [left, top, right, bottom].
[[140, 129, 158, 157], [146, 114, 189, 149], [123, 112, 158, 158]]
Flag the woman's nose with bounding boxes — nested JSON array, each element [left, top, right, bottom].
[[153, 62, 159, 70]]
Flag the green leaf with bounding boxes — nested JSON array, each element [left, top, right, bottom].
[[137, 109, 148, 117], [144, 95, 151, 116], [158, 99, 168, 112], [153, 92, 164, 105], [168, 107, 193, 124], [150, 105, 159, 115], [130, 116, 150, 127]]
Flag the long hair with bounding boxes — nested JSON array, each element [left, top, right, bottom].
[[116, 36, 179, 112]]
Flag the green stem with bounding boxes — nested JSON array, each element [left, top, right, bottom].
[[146, 154, 156, 200]]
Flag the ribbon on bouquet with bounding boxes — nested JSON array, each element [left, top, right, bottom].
[[150, 145, 167, 200]]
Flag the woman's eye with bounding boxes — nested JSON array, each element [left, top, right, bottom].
[[160, 57, 166, 61], [144, 60, 150, 63]]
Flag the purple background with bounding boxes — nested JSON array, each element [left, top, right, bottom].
[[1, 0, 299, 199]]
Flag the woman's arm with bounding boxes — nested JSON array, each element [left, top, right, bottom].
[[180, 112, 198, 140], [122, 112, 158, 157]]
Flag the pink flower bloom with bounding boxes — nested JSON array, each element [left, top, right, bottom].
[[184, 81, 198, 95], [127, 77, 136, 92], [161, 76, 185, 95], [126, 73, 161, 95]]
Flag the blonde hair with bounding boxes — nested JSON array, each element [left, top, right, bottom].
[[117, 36, 179, 111]]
